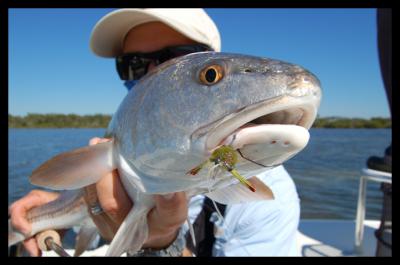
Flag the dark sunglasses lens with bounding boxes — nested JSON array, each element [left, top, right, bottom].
[[117, 45, 212, 80], [130, 58, 149, 79], [116, 57, 127, 80], [117, 56, 150, 80]]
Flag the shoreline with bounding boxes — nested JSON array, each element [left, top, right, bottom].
[[8, 114, 391, 129]]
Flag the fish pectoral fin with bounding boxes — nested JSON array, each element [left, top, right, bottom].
[[74, 220, 99, 257], [205, 176, 274, 205], [106, 205, 150, 256], [30, 140, 115, 190]]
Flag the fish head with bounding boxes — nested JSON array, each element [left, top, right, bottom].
[[189, 52, 322, 176], [112, 52, 322, 193]]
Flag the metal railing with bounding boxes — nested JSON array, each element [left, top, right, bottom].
[[354, 168, 392, 254]]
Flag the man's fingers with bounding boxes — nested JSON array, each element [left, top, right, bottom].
[[9, 191, 56, 235], [84, 184, 118, 242], [89, 138, 131, 223], [96, 169, 132, 224], [23, 237, 41, 257], [10, 203, 33, 235], [89, 137, 112, 146]]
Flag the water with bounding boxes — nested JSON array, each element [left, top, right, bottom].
[[9, 128, 391, 220], [285, 128, 391, 220]]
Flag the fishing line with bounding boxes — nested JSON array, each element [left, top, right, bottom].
[[237, 149, 268, 168], [205, 164, 252, 256], [206, 164, 224, 222], [187, 217, 196, 248]]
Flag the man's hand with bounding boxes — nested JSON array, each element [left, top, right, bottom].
[[145, 192, 188, 249], [8, 137, 189, 256], [86, 137, 188, 250], [83, 137, 133, 241], [9, 190, 60, 256]]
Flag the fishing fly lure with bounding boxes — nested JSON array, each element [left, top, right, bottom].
[[187, 145, 256, 192]]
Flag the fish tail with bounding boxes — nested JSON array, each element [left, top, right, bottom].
[[105, 201, 153, 256]]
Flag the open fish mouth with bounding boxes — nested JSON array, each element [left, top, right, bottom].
[[199, 95, 318, 168]]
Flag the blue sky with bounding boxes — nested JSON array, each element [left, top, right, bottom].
[[9, 8, 390, 118]]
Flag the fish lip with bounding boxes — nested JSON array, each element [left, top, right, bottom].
[[191, 95, 318, 153]]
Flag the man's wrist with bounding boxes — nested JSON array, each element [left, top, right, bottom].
[[143, 228, 179, 249], [128, 227, 186, 257]]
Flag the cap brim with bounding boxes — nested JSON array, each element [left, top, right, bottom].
[[90, 9, 211, 58]]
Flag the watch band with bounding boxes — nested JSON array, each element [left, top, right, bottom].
[[128, 227, 186, 257]]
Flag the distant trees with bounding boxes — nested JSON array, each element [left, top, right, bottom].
[[312, 116, 391, 128], [8, 113, 111, 128], [8, 114, 391, 129]]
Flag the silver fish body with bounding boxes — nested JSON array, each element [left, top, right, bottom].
[[11, 52, 322, 256], [108, 52, 321, 194]]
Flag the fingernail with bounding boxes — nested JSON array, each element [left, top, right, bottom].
[[162, 193, 175, 200]]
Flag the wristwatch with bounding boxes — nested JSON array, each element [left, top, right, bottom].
[[128, 227, 186, 257]]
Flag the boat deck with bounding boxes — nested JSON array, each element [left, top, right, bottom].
[[41, 219, 380, 257], [297, 219, 379, 256]]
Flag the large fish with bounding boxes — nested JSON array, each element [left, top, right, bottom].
[[8, 52, 321, 256]]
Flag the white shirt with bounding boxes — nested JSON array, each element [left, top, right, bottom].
[[184, 165, 300, 256]]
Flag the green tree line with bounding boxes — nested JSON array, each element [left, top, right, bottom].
[[8, 114, 391, 129], [8, 114, 111, 128], [312, 116, 391, 128]]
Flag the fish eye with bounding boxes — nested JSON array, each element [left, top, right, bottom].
[[199, 65, 224, 85]]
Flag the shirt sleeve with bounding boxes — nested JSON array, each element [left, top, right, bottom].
[[213, 199, 300, 256], [212, 166, 301, 256]]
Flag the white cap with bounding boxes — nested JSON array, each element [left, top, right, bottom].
[[90, 8, 221, 57]]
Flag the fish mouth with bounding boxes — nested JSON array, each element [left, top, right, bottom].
[[192, 95, 318, 168], [204, 96, 317, 151]]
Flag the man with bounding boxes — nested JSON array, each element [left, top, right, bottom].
[[9, 9, 300, 256]]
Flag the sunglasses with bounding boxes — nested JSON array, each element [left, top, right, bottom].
[[116, 44, 212, 81]]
